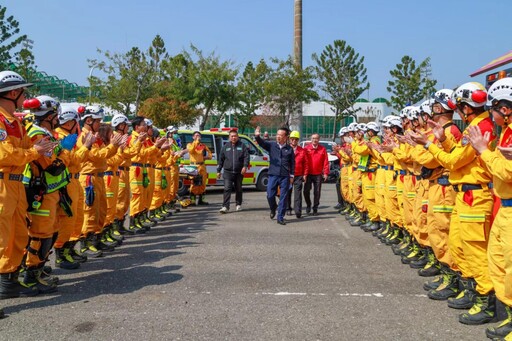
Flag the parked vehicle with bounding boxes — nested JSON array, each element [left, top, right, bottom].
[[177, 128, 270, 195]]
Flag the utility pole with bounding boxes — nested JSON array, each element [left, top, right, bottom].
[[293, 0, 303, 135]]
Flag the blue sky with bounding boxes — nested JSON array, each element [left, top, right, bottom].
[[3, 0, 510, 100]]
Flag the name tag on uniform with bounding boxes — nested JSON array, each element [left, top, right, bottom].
[[236, 147, 242, 150], [226, 148, 231, 151]]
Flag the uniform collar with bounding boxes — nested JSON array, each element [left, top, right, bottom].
[[469, 111, 490, 127]]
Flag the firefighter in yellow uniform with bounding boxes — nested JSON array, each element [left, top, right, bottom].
[[113, 114, 144, 235], [337, 127, 352, 215], [128, 117, 165, 231], [346, 123, 365, 225], [77, 106, 123, 257], [101, 122, 125, 246], [149, 127, 172, 221], [412, 94, 462, 288], [0, 71, 56, 302], [144, 119, 161, 223], [416, 82, 496, 325], [22, 95, 72, 293], [468, 78, 512, 339], [165, 126, 186, 210], [352, 122, 382, 230], [187, 131, 212, 205], [54, 106, 93, 269]]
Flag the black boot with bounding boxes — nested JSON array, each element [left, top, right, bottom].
[[54, 244, 80, 270], [448, 277, 477, 309], [198, 195, 209, 205], [392, 231, 411, 255], [423, 275, 443, 291], [486, 305, 512, 339], [68, 240, 87, 263], [21, 267, 57, 295], [427, 267, 459, 300], [418, 249, 440, 277], [0, 272, 39, 299], [80, 234, 103, 258], [409, 247, 429, 269], [459, 291, 496, 325]]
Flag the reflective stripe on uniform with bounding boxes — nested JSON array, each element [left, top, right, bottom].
[[433, 205, 454, 213], [30, 209, 50, 217], [459, 213, 486, 222]]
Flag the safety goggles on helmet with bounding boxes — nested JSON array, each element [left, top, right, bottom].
[[433, 89, 456, 111], [452, 82, 487, 108]]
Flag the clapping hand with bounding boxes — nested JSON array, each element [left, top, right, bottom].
[[467, 125, 489, 154]]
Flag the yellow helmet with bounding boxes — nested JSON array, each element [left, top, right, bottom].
[[290, 130, 300, 139]]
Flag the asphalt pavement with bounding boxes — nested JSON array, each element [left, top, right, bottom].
[[0, 185, 486, 340]]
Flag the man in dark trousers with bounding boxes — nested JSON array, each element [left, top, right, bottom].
[[217, 129, 249, 213], [287, 130, 309, 218], [304, 133, 329, 215], [255, 126, 295, 225]]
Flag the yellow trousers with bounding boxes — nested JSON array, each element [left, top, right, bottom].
[[352, 169, 364, 211], [413, 178, 430, 247], [145, 166, 155, 210], [130, 165, 146, 217], [55, 177, 81, 248], [374, 168, 386, 222], [346, 166, 354, 204], [362, 171, 378, 221], [385, 170, 401, 225], [168, 165, 180, 201], [116, 168, 130, 220], [341, 166, 350, 202], [80, 174, 107, 235], [0, 179, 29, 273], [26, 191, 59, 268], [427, 181, 456, 269], [190, 164, 207, 196], [104, 172, 119, 227], [402, 175, 415, 234], [150, 169, 165, 210], [488, 206, 512, 306], [449, 189, 494, 295]]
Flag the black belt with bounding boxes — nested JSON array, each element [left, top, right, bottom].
[[191, 162, 204, 165], [398, 170, 411, 176], [131, 163, 144, 167], [381, 165, 394, 171], [83, 172, 105, 177], [70, 173, 80, 179], [366, 168, 377, 173], [145, 163, 151, 168], [432, 175, 450, 186], [119, 166, 128, 171], [501, 198, 512, 207], [104, 171, 120, 176], [453, 184, 486, 192], [0, 173, 23, 181], [415, 175, 422, 180]]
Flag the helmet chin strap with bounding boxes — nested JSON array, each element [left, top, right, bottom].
[[0, 90, 24, 111]]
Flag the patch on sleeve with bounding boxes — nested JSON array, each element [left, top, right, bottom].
[[0, 129, 7, 141]]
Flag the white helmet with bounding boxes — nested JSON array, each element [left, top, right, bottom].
[[387, 117, 402, 128], [166, 125, 178, 133], [340, 127, 349, 135], [82, 105, 104, 120], [144, 118, 153, 127], [366, 121, 379, 132], [420, 99, 434, 116], [452, 82, 487, 108], [0, 70, 33, 92], [357, 123, 367, 132], [407, 106, 421, 120], [400, 106, 415, 119], [348, 122, 359, 132], [24, 95, 61, 117], [433, 89, 456, 111], [58, 105, 80, 125], [111, 114, 129, 128], [487, 77, 512, 106]]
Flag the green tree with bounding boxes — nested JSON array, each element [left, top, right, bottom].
[[312, 40, 370, 141], [185, 45, 238, 130], [386, 56, 437, 111], [263, 56, 318, 128], [234, 59, 270, 133], [88, 35, 167, 115], [14, 38, 37, 85], [0, 5, 28, 69]]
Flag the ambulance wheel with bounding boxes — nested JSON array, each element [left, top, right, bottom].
[[256, 171, 268, 191], [177, 179, 189, 196]]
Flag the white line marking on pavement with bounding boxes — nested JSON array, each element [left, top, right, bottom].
[[331, 218, 350, 239]]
